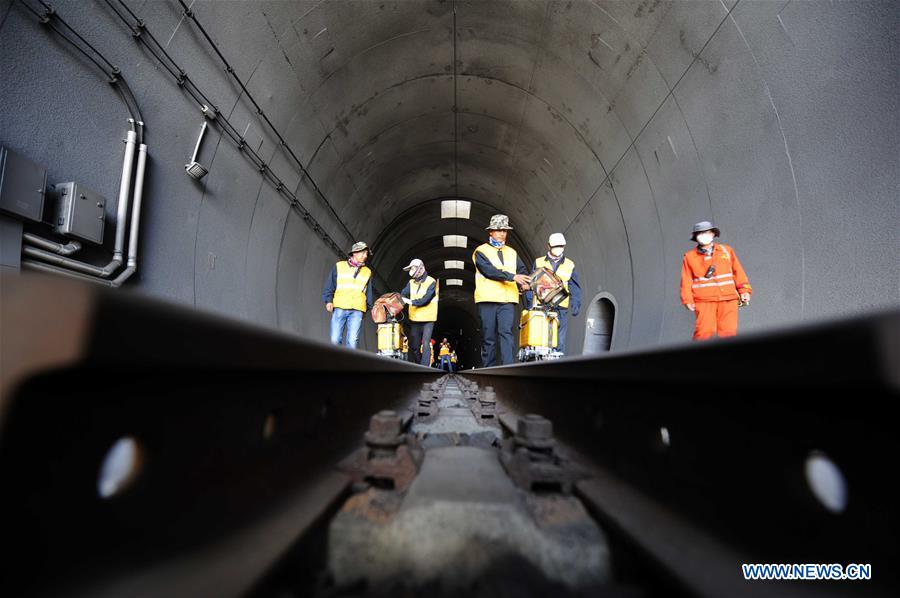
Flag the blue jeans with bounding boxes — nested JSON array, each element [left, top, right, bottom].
[[439, 355, 452, 371], [329, 308, 363, 348], [478, 302, 515, 367], [556, 308, 568, 355]]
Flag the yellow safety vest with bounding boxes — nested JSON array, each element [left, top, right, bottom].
[[409, 276, 439, 322], [534, 256, 575, 309], [439, 344, 451, 356], [473, 243, 519, 303], [333, 260, 371, 311]]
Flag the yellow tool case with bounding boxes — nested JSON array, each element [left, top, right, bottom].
[[519, 309, 558, 349], [377, 322, 403, 352]]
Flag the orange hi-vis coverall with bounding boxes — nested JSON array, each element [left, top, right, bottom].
[[680, 243, 752, 340]]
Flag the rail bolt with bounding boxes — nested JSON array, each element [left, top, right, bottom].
[[364, 410, 403, 446], [515, 414, 555, 449], [480, 386, 497, 403]]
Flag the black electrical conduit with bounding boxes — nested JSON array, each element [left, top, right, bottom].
[[174, 0, 360, 250], [99, 1, 344, 254], [18, 0, 387, 291], [17, 0, 149, 287], [97, 0, 389, 292], [18, 0, 144, 139]]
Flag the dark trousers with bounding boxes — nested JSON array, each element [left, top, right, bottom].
[[478, 302, 515, 367], [407, 320, 434, 366], [556, 308, 568, 354]]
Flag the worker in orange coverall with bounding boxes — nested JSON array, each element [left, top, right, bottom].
[[680, 221, 752, 341]]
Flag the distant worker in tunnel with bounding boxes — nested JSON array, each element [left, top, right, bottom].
[[438, 338, 452, 371], [322, 241, 375, 349], [399, 258, 438, 366], [525, 233, 582, 355], [681, 222, 752, 341], [474, 214, 531, 366]]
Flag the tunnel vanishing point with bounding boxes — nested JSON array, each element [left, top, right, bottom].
[[1, 1, 898, 596]]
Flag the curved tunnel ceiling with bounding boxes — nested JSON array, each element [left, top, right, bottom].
[[1, 0, 897, 355], [372, 198, 535, 284]]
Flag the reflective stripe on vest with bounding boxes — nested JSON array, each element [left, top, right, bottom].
[[409, 276, 438, 322], [473, 243, 519, 303], [535, 256, 575, 309], [333, 261, 371, 311], [692, 273, 734, 282], [683, 244, 740, 302]]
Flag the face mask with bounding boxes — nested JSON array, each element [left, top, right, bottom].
[[549, 247, 564, 258], [696, 232, 715, 246]]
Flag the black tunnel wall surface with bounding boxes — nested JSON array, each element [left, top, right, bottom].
[[1, 0, 897, 355]]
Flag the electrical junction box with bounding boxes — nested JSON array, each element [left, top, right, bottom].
[[52, 182, 106, 244], [0, 146, 47, 222]]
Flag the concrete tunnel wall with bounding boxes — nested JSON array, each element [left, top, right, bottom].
[[1, 0, 897, 359]]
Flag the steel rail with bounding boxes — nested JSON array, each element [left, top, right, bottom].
[[1, 274, 896, 596]]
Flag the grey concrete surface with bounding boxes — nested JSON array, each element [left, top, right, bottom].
[[1, 0, 897, 356], [328, 446, 610, 591]]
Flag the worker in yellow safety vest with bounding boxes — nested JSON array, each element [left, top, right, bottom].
[[524, 233, 582, 355], [399, 258, 438, 366], [322, 241, 374, 348], [438, 338, 452, 371], [473, 214, 531, 366]]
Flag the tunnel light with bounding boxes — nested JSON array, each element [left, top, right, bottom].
[[446, 279, 463, 286], [441, 200, 471, 219], [445, 260, 464, 270], [443, 235, 467, 248]]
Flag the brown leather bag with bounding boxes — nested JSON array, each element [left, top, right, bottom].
[[529, 267, 569, 308], [371, 292, 405, 323]]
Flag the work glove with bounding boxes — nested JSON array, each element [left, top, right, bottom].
[[401, 297, 411, 305]]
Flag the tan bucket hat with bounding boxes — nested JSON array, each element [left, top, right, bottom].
[[486, 214, 513, 230], [349, 241, 371, 255]]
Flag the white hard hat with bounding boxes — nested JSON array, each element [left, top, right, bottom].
[[548, 233, 566, 247], [402, 258, 425, 271]]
